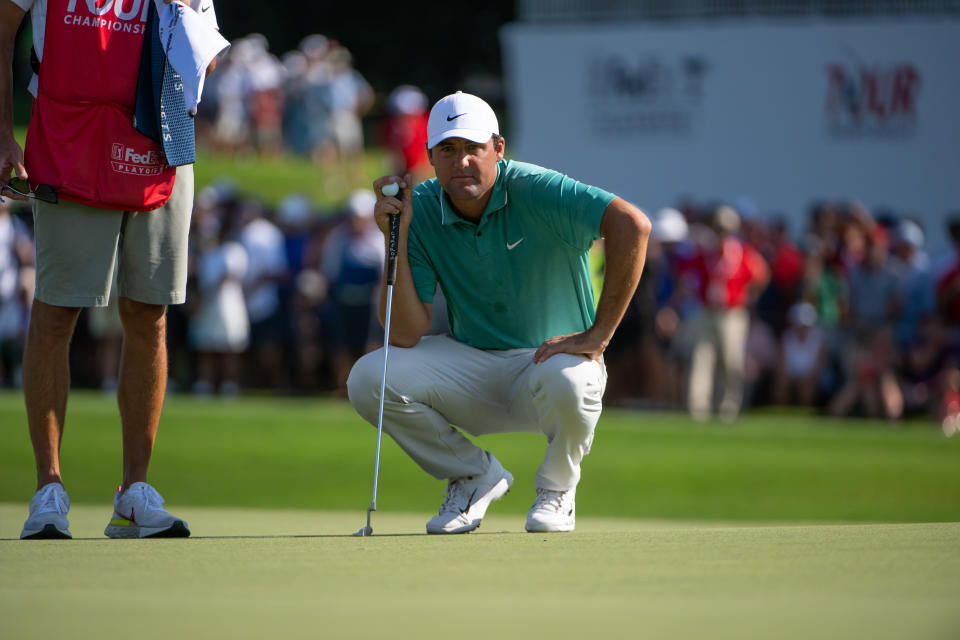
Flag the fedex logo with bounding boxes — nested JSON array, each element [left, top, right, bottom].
[[110, 143, 164, 176], [125, 147, 160, 164]]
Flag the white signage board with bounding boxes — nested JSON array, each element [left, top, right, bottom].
[[501, 19, 960, 251]]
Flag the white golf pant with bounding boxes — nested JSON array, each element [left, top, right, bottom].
[[347, 334, 607, 491]]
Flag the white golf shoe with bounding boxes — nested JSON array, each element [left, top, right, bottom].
[[525, 487, 576, 533], [104, 482, 190, 538], [20, 482, 72, 540], [426, 456, 513, 534]]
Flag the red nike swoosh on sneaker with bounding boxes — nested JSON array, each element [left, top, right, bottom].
[[115, 507, 136, 523]]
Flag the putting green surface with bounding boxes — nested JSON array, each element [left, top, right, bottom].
[[3, 393, 959, 638], [1, 505, 957, 640]]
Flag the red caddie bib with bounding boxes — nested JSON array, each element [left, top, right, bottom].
[[24, 0, 176, 211]]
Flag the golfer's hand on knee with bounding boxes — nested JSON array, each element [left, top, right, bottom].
[[373, 174, 413, 236], [533, 330, 606, 364]]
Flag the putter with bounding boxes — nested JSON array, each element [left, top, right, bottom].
[[354, 207, 401, 537]]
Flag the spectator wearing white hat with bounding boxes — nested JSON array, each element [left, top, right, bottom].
[[239, 200, 290, 389], [773, 301, 828, 407], [321, 189, 385, 395], [890, 218, 935, 348]]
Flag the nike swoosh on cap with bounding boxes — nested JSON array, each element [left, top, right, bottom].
[[446, 113, 467, 122]]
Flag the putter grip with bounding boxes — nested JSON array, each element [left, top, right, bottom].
[[387, 212, 400, 286]]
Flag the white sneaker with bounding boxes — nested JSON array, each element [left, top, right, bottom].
[[104, 482, 190, 538], [426, 456, 513, 534], [20, 482, 72, 539], [525, 487, 576, 532]]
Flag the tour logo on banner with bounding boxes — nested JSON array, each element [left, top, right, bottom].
[[824, 49, 921, 137], [586, 52, 709, 137]]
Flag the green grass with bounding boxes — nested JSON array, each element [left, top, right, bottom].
[[192, 146, 393, 207], [2, 393, 958, 639], [1, 506, 957, 639], [1, 391, 958, 523]]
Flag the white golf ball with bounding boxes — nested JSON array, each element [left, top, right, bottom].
[[382, 182, 400, 197]]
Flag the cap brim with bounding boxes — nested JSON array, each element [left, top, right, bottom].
[[427, 129, 493, 149]]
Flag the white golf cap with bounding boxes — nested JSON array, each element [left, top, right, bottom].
[[427, 91, 499, 149]]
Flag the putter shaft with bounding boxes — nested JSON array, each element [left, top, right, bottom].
[[359, 211, 400, 535]]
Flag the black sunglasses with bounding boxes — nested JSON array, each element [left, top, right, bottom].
[[2, 177, 58, 204]]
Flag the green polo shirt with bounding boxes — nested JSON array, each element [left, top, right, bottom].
[[408, 159, 616, 349]]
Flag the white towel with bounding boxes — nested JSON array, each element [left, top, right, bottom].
[[155, 0, 230, 115]]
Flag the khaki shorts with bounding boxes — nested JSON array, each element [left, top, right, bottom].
[[33, 165, 194, 308]]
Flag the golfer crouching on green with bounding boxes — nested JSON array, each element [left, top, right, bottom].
[[347, 91, 651, 534]]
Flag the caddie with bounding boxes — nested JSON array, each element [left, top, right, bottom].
[[0, 0, 222, 539]]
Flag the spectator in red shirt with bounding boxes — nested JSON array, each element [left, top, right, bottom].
[[686, 205, 770, 421], [936, 216, 960, 335], [378, 85, 431, 185]]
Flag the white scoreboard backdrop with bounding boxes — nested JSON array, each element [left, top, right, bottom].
[[501, 19, 960, 251]]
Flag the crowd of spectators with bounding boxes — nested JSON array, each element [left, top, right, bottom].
[[2, 33, 958, 431], [197, 32, 436, 184], [3, 185, 960, 432], [603, 198, 960, 432]]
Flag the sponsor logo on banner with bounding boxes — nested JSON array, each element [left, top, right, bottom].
[[824, 54, 921, 137], [586, 53, 709, 136], [63, 0, 149, 35], [110, 144, 163, 176]]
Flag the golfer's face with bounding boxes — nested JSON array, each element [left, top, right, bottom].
[[430, 136, 504, 208]]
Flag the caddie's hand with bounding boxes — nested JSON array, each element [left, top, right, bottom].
[[372, 173, 413, 237], [0, 135, 28, 202], [533, 330, 607, 364]]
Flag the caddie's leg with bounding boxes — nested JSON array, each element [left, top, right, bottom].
[[113, 164, 193, 490], [26, 197, 125, 490], [22, 300, 82, 489], [515, 354, 606, 491], [347, 334, 515, 480], [116, 298, 167, 489]]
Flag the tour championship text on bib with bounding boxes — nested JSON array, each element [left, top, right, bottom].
[[24, 0, 176, 211]]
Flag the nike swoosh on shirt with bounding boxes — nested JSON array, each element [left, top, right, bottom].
[[507, 238, 524, 250], [446, 113, 467, 122]]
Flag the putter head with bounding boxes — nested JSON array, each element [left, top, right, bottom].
[[352, 507, 375, 536]]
